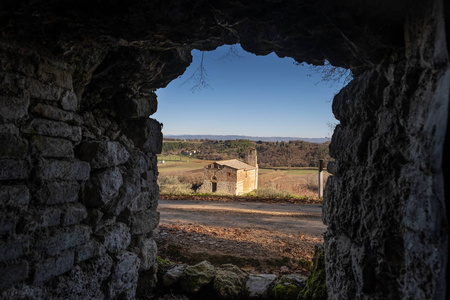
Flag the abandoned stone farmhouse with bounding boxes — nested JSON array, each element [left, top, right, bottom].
[[199, 149, 258, 195]]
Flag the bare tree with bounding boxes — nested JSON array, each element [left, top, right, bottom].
[[181, 51, 212, 92]]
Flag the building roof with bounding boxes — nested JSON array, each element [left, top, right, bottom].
[[215, 159, 256, 170]]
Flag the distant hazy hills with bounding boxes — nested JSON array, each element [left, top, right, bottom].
[[164, 134, 330, 144]]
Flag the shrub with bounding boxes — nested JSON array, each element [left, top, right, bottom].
[[158, 175, 194, 195]]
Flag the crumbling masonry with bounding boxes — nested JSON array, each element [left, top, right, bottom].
[[0, 0, 448, 299]]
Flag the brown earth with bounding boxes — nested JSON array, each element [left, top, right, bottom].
[[155, 199, 326, 275]]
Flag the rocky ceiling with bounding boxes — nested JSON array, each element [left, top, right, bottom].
[[1, 0, 413, 105]]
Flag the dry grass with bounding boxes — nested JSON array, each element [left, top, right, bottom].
[[258, 170, 329, 199]]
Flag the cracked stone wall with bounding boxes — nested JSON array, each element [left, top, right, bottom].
[[0, 0, 448, 299]]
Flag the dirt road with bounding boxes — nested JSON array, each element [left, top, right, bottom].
[[158, 200, 325, 235], [156, 199, 327, 275]]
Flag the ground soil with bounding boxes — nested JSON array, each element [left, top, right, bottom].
[[155, 198, 326, 276]]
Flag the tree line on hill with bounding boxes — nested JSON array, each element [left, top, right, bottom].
[[162, 139, 332, 168]]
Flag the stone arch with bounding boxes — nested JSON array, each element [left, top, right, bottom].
[[0, 0, 448, 299]]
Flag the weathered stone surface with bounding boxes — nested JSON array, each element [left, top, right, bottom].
[[61, 91, 78, 111], [0, 260, 29, 290], [127, 191, 152, 213], [36, 159, 90, 181], [47, 255, 112, 299], [35, 181, 80, 204], [180, 260, 216, 293], [0, 213, 16, 236], [0, 185, 30, 206], [163, 264, 187, 287], [125, 210, 160, 235], [213, 264, 246, 300], [21, 119, 82, 142], [75, 239, 106, 263], [31, 135, 74, 158], [137, 237, 157, 271], [95, 222, 131, 254], [32, 103, 81, 123], [84, 167, 123, 207], [0, 238, 28, 262], [106, 252, 140, 299], [116, 91, 158, 118], [37, 207, 61, 228], [105, 171, 142, 216], [246, 274, 277, 299], [62, 203, 88, 226], [0, 96, 29, 122], [36, 225, 90, 256], [37, 62, 73, 90], [0, 132, 28, 159], [79, 140, 130, 169], [123, 118, 162, 153], [34, 251, 75, 285], [0, 124, 19, 135], [0, 159, 29, 180]]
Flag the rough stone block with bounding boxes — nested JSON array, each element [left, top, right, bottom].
[[0, 213, 16, 236], [127, 192, 152, 213], [123, 118, 162, 153], [0, 185, 30, 206], [180, 261, 216, 293], [106, 252, 140, 299], [0, 260, 29, 290], [35, 181, 80, 204], [79, 141, 130, 169], [0, 124, 19, 135], [128, 210, 160, 235], [75, 239, 106, 263], [36, 225, 90, 256], [36, 159, 90, 181], [31, 135, 74, 158], [163, 264, 187, 287], [116, 92, 157, 118], [26, 77, 67, 102], [0, 96, 29, 122], [0, 132, 28, 159], [0, 159, 29, 180], [84, 167, 123, 207], [33, 251, 74, 285], [37, 62, 73, 90], [21, 118, 82, 142], [245, 274, 277, 299], [32, 103, 81, 123], [0, 238, 28, 262], [61, 91, 78, 111], [95, 222, 131, 254], [38, 207, 61, 228], [62, 203, 88, 226], [137, 237, 157, 271], [104, 171, 142, 216]]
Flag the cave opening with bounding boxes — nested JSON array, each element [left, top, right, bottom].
[[0, 0, 448, 299]]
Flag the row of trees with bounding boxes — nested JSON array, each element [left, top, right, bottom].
[[161, 139, 332, 168]]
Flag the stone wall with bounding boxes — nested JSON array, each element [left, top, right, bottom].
[[323, 1, 449, 298], [0, 43, 162, 299]]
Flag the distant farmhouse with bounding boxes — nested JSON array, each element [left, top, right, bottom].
[[199, 148, 258, 195], [181, 149, 198, 156]]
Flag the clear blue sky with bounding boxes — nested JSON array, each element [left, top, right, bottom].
[[154, 44, 348, 138]]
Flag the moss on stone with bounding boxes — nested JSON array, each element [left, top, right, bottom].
[[272, 283, 303, 300], [298, 244, 327, 300]]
